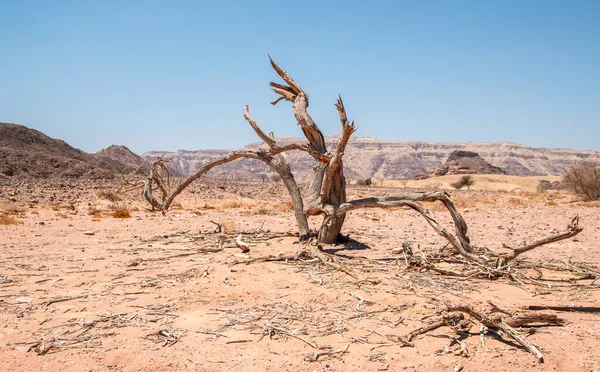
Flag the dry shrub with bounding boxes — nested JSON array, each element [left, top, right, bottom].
[[451, 175, 475, 190], [0, 202, 25, 214], [563, 161, 600, 201], [87, 206, 101, 215], [275, 201, 293, 213], [219, 199, 241, 209], [356, 178, 372, 186], [253, 207, 271, 215], [222, 220, 237, 233], [112, 208, 131, 219], [171, 202, 184, 210], [0, 214, 19, 225], [243, 202, 257, 209], [202, 203, 217, 210], [507, 197, 524, 206], [110, 203, 131, 218], [97, 189, 121, 202]]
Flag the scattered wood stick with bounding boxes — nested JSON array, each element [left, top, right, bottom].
[[41, 294, 88, 307], [446, 303, 545, 362], [525, 305, 600, 313]]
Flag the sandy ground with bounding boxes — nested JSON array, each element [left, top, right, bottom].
[[1, 178, 599, 371], [383, 174, 563, 193]]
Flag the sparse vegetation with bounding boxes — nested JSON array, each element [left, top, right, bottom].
[[356, 178, 372, 186], [87, 206, 102, 216], [450, 175, 475, 190], [253, 207, 271, 215], [219, 199, 241, 209], [274, 201, 293, 212], [112, 208, 131, 219], [507, 196, 525, 206], [0, 214, 19, 225], [110, 203, 131, 218], [0, 202, 25, 214], [97, 189, 121, 202], [563, 161, 600, 201]]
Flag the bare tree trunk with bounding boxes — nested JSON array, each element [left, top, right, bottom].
[[317, 97, 355, 243], [271, 153, 309, 240], [318, 168, 347, 243]]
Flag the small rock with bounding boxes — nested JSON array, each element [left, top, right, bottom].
[[15, 296, 32, 304], [15, 345, 32, 353], [391, 247, 403, 254], [83, 231, 95, 236]]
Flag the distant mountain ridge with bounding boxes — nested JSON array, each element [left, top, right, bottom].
[[143, 136, 600, 180], [0, 123, 142, 178], [2, 122, 599, 181]]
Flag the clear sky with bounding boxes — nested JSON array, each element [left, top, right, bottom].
[[1, 0, 599, 154]]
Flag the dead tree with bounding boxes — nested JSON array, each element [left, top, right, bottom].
[[141, 58, 582, 262]]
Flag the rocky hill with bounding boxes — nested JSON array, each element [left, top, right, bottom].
[[94, 145, 147, 171], [0, 123, 137, 179], [143, 136, 600, 180], [429, 150, 507, 177]]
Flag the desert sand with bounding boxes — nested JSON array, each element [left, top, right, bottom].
[[1, 177, 599, 371]]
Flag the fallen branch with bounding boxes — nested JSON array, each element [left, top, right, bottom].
[[446, 303, 546, 362], [41, 294, 88, 307], [525, 305, 600, 313]]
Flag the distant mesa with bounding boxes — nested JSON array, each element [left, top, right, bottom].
[[429, 150, 507, 178], [144, 137, 600, 181]]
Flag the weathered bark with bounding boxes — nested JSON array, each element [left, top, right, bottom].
[[269, 63, 354, 243], [271, 153, 309, 240], [317, 97, 356, 243]]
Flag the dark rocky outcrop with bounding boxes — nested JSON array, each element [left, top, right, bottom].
[[430, 150, 507, 177], [0, 123, 136, 179]]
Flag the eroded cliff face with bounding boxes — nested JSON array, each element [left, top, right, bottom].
[[143, 137, 600, 180]]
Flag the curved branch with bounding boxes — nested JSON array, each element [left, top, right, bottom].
[[145, 150, 269, 210], [244, 105, 275, 147], [269, 58, 327, 155], [332, 192, 582, 265], [500, 215, 582, 264], [335, 192, 480, 261]]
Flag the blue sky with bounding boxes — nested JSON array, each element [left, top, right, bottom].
[[1, 0, 599, 154]]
